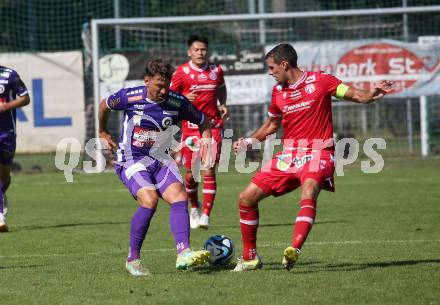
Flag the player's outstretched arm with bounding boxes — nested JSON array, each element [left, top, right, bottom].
[[217, 86, 229, 120], [0, 94, 30, 113], [233, 116, 282, 154], [198, 118, 214, 169], [340, 80, 394, 104], [98, 99, 117, 150]]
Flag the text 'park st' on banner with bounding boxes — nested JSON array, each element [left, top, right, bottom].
[[269, 39, 440, 97]]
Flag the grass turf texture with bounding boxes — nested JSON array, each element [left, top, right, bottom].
[[1, 157, 439, 305]]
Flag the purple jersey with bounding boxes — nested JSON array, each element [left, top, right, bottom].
[[106, 85, 205, 162], [0, 66, 28, 134]]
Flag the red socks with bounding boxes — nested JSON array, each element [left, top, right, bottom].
[[292, 199, 317, 249], [239, 203, 259, 260], [184, 172, 199, 209], [202, 175, 216, 216]]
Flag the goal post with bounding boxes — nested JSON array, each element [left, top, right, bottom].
[[90, 5, 440, 168]]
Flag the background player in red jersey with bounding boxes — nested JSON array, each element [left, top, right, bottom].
[[231, 43, 393, 272], [170, 35, 228, 229]]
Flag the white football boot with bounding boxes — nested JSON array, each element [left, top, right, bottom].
[[190, 207, 201, 229], [198, 214, 210, 229], [0, 213, 8, 232]]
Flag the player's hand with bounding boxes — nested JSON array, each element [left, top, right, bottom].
[[200, 138, 215, 169], [218, 104, 230, 120], [99, 131, 117, 151], [233, 138, 250, 155], [371, 80, 394, 100], [185, 91, 198, 102]]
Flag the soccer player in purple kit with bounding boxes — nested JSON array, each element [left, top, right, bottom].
[[0, 66, 30, 232], [98, 59, 212, 276]]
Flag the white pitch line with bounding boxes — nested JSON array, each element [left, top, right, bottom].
[[0, 239, 438, 259]]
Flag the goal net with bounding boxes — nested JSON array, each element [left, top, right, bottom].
[[87, 4, 440, 162]]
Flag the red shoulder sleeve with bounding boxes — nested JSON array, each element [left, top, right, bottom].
[[320, 72, 342, 96], [268, 87, 282, 117], [170, 67, 184, 93]]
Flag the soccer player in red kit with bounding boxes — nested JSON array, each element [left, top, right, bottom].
[[170, 35, 228, 229], [232, 43, 393, 271]]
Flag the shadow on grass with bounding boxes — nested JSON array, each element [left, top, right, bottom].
[[263, 259, 440, 272], [13, 221, 126, 231]]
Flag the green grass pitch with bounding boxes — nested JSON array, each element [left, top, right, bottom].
[[1, 158, 439, 305]]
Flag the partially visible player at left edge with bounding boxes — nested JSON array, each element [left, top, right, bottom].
[[0, 66, 30, 232]]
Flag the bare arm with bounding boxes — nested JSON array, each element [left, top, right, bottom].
[[98, 99, 117, 150], [233, 115, 282, 154], [0, 95, 30, 113], [217, 85, 229, 120], [198, 117, 213, 168], [342, 80, 393, 104]]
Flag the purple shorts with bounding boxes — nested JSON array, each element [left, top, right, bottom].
[[115, 158, 183, 198], [0, 133, 16, 165]]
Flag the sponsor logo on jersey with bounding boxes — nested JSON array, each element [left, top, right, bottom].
[[187, 121, 199, 129], [282, 100, 314, 114], [167, 97, 182, 108], [163, 110, 178, 116], [132, 127, 159, 147], [185, 136, 200, 152], [209, 71, 217, 80], [197, 74, 208, 81], [305, 75, 316, 84], [108, 97, 120, 108], [0, 85, 5, 94], [276, 154, 292, 171], [305, 83, 316, 94], [128, 95, 143, 102], [0, 80, 8, 84], [293, 155, 313, 168], [127, 89, 143, 95], [134, 104, 145, 110], [0, 72, 11, 78], [162, 117, 173, 128], [189, 84, 216, 91]]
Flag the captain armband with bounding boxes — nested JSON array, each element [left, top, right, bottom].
[[335, 83, 349, 100]]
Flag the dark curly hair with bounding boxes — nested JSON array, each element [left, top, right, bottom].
[[144, 59, 175, 80]]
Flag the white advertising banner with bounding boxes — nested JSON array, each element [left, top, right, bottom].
[[267, 39, 440, 97], [0, 51, 85, 152], [99, 75, 273, 106]]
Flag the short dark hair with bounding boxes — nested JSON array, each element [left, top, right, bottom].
[[144, 59, 175, 80], [265, 43, 298, 68], [187, 35, 209, 47]]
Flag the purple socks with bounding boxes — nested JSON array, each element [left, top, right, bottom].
[[169, 201, 190, 254], [127, 206, 155, 261]]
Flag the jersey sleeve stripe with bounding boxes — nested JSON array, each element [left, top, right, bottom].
[[105, 97, 112, 109], [199, 113, 205, 125]]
